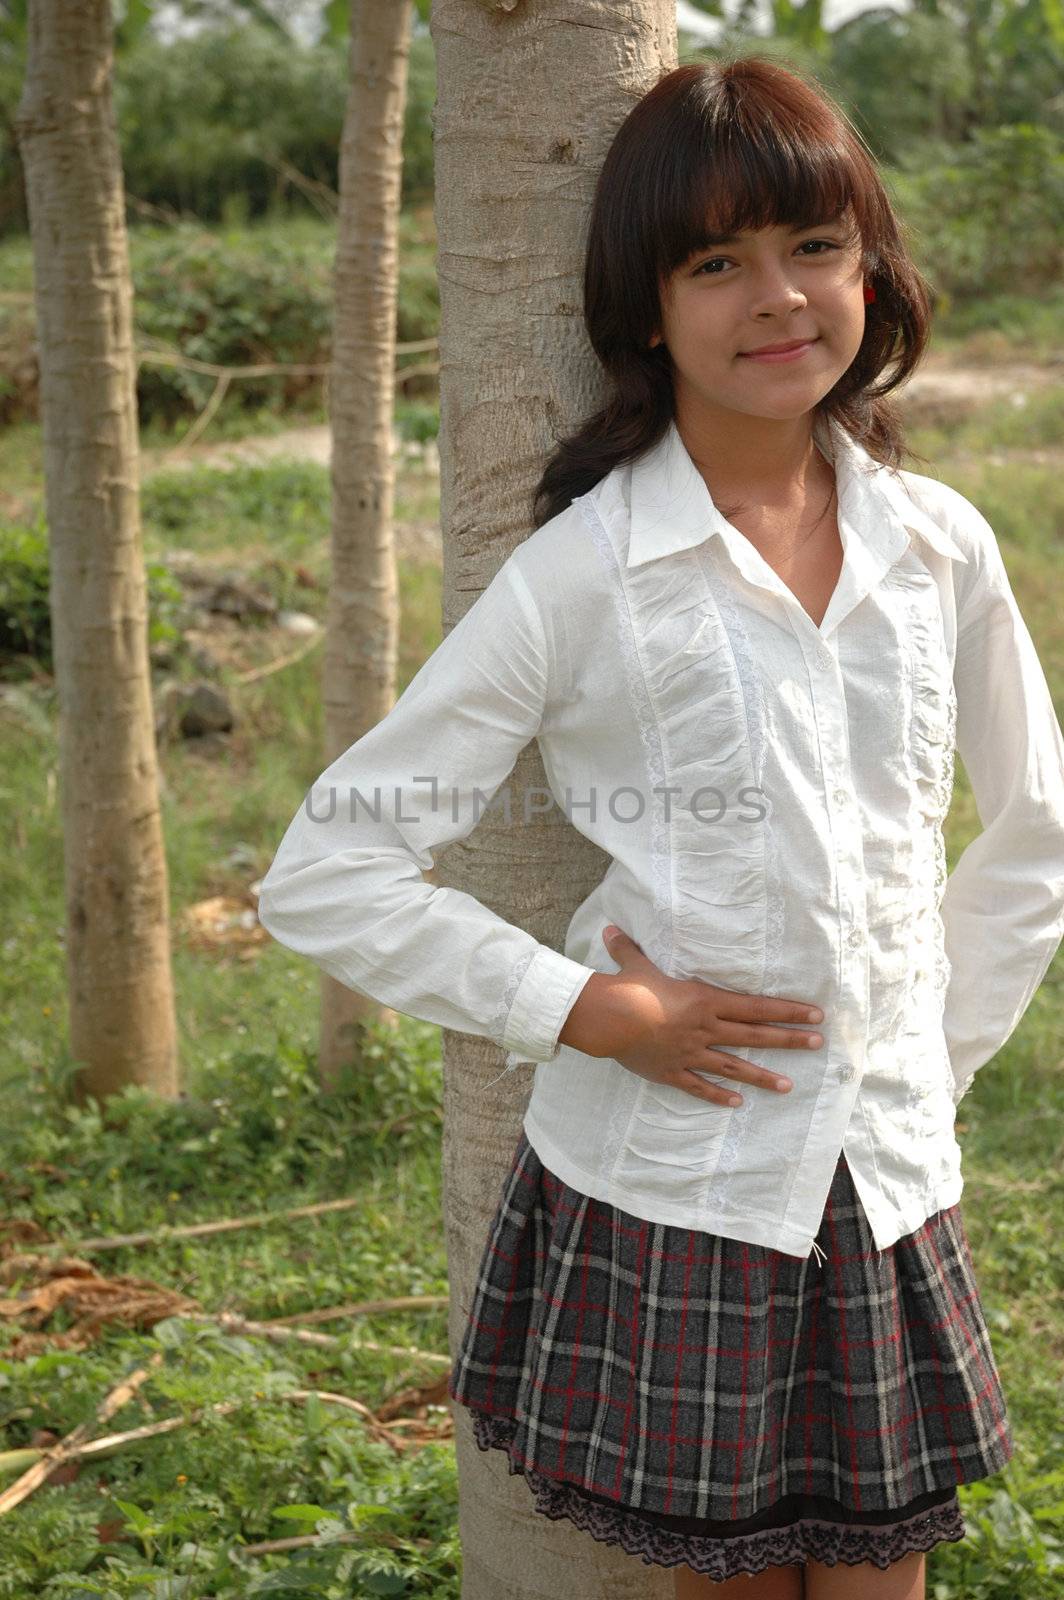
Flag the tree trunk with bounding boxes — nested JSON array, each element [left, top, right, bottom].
[[431, 2, 675, 1592], [319, 0, 414, 1088], [15, 0, 179, 1102]]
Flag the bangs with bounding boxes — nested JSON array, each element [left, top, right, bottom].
[[653, 97, 863, 278]]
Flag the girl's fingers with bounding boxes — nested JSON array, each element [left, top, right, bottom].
[[709, 1019, 823, 1051], [680, 1069, 746, 1106], [688, 1054, 794, 1094], [714, 991, 822, 1026]]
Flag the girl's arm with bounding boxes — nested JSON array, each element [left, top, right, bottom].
[[939, 506, 1064, 1105], [256, 551, 597, 1064]]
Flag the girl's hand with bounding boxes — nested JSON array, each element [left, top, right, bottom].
[[560, 925, 824, 1106]]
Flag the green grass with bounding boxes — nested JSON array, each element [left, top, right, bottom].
[[910, 386, 1064, 456], [1, 328, 1063, 1592], [0, 378, 457, 1590], [928, 289, 1064, 360], [0, 1029, 461, 1596]]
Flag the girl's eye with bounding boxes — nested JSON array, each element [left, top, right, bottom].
[[693, 239, 840, 276]]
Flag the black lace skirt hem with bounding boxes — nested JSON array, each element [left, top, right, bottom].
[[469, 1408, 967, 1579]]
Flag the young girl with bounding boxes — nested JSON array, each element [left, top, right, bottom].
[[257, 55, 1064, 1599]]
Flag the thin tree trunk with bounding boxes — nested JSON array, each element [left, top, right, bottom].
[[320, 0, 414, 1088], [431, 2, 675, 1592], [15, 0, 178, 1102]]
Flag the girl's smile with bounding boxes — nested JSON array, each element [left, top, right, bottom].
[[738, 336, 820, 362]]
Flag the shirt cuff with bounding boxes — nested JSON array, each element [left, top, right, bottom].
[[500, 945, 596, 1065]]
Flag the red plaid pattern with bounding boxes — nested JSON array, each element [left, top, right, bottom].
[[449, 1132, 1013, 1541]]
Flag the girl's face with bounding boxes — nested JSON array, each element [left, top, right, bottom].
[[649, 210, 867, 430]]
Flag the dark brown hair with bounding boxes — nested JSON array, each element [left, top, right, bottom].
[[533, 55, 932, 528]]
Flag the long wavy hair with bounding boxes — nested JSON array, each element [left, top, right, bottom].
[[533, 56, 933, 529]]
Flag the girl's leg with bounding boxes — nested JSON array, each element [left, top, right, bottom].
[[674, 1563, 804, 1598], [804, 1550, 924, 1600]]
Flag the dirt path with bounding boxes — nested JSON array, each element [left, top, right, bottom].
[[901, 357, 1062, 403], [142, 423, 336, 477], [140, 357, 1062, 480], [137, 353, 1062, 564]]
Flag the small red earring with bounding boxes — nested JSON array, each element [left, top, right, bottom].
[[863, 282, 876, 304]]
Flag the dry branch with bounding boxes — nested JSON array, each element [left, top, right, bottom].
[[0, 1351, 164, 1515], [241, 1532, 360, 1555], [136, 338, 436, 380], [134, 339, 439, 456], [233, 628, 325, 685], [240, 1528, 433, 1556], [265, 1293, 448, 1327], [176, 1310, 450, 1366], [64, 1195, 362, 1254], [180, 1312, 340, 1349], [0, 1385, 451, 1489]]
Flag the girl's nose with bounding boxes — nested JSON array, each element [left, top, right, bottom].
[[748, 278, 809, 319]]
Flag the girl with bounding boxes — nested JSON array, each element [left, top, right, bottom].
[[257, 55, 1064, 1599]]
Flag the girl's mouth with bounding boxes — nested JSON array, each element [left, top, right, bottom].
[[739, 339, 819, 364]]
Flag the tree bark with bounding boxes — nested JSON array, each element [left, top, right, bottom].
[[15, 0, 178, 1102], [431, 2, 676, 1592], [319, 0, 414, 1088]]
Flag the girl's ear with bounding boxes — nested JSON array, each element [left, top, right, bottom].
[[648, 331, 662, 349]]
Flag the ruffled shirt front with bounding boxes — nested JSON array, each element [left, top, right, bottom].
[[257, 414, 1064, 1258]]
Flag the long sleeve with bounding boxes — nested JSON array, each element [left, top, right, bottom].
[[939, 508, 1064, 1105], [256, 553, 596, 1062]]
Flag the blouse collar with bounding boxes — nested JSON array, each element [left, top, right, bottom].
[[626, 413, 968, 572]]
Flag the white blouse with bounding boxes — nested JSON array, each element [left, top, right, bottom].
[[257, 414, 1064, 1260]]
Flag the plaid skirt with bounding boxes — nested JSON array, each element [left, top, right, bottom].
[[448, 1129, 1015, 1581]]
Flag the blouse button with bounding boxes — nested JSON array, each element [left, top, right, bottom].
[[838, 1065, 857, 1082], [833, 787, 848, 806], [846, 928, 863, 949]]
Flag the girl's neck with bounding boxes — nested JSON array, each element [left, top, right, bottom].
[[673, 400, 825, 510]]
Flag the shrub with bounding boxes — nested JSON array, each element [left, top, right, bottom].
[[889, 125, 1064, 304], [0, 517, 185, 679]]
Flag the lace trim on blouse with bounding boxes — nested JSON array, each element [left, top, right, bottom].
[[695, 541, 782, 1216], [578, 492, 675, 974], [484, 948, 542, 1087], [576, 491, 677, 1180]]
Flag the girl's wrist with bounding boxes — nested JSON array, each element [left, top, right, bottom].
[[559, 972, 639, 1058]]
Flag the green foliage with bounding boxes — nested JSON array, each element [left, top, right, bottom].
[[891, 125, 1064, 303], [0, 212, 439, 429], [926, 1473, 1064, 1596], [1, 20, 436, 238], [394, 401, 439, 446], [141, 459, 333, 561], [12, 1023, 444, 1235], [132, 226, 334, 426], [0, 516, 185, 679], [909, 386, 1064, 459], [113, 27, 348, 226], [0, 1325, 461, 1595], [827, 12, 974, 160], [0, 1014, 457, 1597], [0, 516, 49, 669], [931, 289, 1064, 351]]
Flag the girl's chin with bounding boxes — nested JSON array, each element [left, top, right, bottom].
[[674, 368, 847, 422]]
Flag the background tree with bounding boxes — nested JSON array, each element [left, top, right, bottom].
[[319, 0, 414, 1086], [14, 0, 179, 1101], [430, 0, 678, 1593]]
